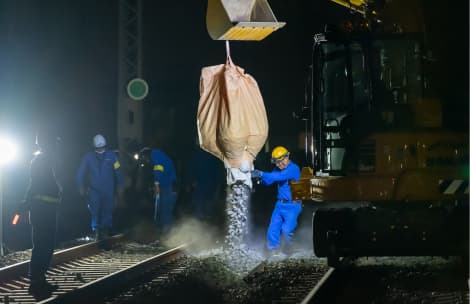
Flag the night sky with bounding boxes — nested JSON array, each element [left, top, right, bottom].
[[0, 0, 467, 248]]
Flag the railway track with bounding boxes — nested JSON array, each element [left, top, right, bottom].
[[242, 259, 334, 304], [96, 254, 336, 304], [3, 239, 463, 304], [0, 235, 188, 303]]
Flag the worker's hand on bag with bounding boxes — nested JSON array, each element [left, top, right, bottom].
[[251, 170, 263, 179]]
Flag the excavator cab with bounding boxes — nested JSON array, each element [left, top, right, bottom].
[[314, 33, 429, 175], [291, 28, 469, 265], [206, 0, 285, 41]]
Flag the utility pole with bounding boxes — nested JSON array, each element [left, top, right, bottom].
[[117, 0, 146, 153]]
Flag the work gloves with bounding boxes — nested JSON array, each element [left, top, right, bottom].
[[251, 170, 263, 179]]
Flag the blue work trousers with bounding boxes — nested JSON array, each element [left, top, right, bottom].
[[155, 189, 176, 234], [267, 201, 302, 250], [87, 190, 114, 231]]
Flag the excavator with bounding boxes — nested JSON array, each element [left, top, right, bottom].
[[206, 0, 469, 265], [290, 0, 469, 265]]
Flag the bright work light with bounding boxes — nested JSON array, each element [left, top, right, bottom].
[[0, 136, 17, 165], [0, 135, 17, 256]]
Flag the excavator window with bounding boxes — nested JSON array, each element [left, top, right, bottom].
[[370, 38, 423, 106], [315, 34, 426, 174]]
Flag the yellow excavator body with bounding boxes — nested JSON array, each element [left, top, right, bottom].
[[291, 0, 468, 264], [292, 131, 468, 202]]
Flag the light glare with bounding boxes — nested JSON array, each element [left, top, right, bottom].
[[0, 136, 17, 165]]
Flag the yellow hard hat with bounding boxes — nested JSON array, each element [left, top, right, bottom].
[[271, 146, 289, 163]]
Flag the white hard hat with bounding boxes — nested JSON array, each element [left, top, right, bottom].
[[93, 134, 107, 149]]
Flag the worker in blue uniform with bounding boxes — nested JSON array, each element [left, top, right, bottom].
[[76, 134, 123, 240], [140, 147, 177, 235], [20, 134, 62, 297], [252, 146, 301, 257]]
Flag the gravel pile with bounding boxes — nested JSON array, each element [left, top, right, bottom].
[[323, 256, 469, 304], [194, 246, 265, 276], [0, 249, 31, 268], [111, 248, 324, 304], [135, 255, 468, 304], [118, 240, 164, 254]]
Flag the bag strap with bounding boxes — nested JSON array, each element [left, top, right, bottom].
[[226, 40, 234, 66]]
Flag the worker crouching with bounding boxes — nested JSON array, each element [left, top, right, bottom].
[[138, 147, 177, 236]]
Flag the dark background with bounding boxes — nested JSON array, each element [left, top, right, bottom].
[[0, 0, 467, 250]]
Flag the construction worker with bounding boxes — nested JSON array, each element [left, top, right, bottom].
[[139, 147, 177, 235], [76, 134, 123, 240], [21, 134, 62, 297], [252, 146, 301, 258]]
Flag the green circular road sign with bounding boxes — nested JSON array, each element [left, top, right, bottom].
[[127, 78, 149, 101]]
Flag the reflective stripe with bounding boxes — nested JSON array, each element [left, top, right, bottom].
[[278, 199, 301, 204], [34, 194, 61, 204], [154, 164, 164, 172], [444, 180, 463, 194], [439, 179, 468, 195], [114, 161, 120, 170]]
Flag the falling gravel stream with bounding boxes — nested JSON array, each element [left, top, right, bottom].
[[224, 183, 250, 250]]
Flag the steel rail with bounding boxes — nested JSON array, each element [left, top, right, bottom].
[[299, 266, 336, 304], [299, 257, 353, 304], [242, 259, 334, 304], [0, 235, 176, 304], [38, 244, 187, 303], [0, 234, 125, 283]]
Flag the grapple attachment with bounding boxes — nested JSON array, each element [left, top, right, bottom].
[[206, 0, 285, 41]]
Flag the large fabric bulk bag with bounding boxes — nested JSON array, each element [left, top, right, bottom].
[[197, 55, 268, 169]]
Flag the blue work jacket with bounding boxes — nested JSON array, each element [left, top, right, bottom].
[[76, 150, 123, 195], [260, 161, 300, 201], [151, 149, 176, 190]]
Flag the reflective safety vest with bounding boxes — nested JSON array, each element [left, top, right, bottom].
[[33, 194, 61, 204]]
